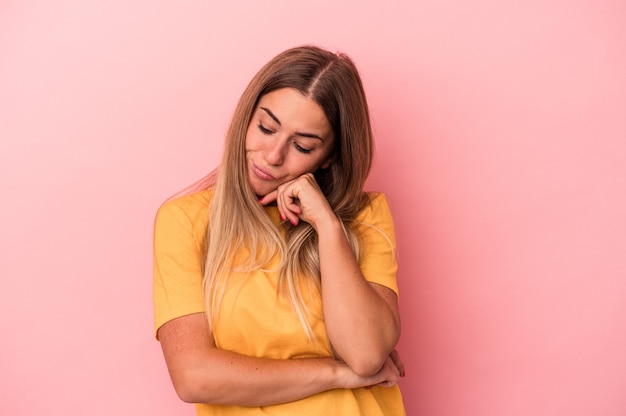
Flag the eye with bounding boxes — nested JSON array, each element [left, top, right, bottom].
[[257, 123, 273, 135], [294, 143, 312, 154]]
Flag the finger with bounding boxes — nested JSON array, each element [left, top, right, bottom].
[[379, 379, 398, 388], [389, 349, 405, 377], [259, 190, 278, 205], [283, 204, 299, 226], [275, 187, 298, 226], [285, 197, 302, 216], [378, 359, 400, 388], [386, 356, 401, 377], [278, 184, 305, 226]]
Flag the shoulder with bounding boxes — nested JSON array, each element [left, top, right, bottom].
[[356, 192, 394, 223], [154, 189, 215, 241], [156, 189, 214, 223], [353, 192, 397, 244], [354, 192, 399, 292]]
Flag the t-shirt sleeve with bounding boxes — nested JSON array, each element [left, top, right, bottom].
[[152, 199, 207, 338], [356, 193, 399, 296]]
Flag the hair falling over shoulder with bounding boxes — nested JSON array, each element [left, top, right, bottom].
[[202, 45, 375, 341]]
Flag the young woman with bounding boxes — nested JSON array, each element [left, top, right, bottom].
[[153, 45, 405, 415]]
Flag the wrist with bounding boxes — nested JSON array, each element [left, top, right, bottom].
[[316, 357, 346, 391], [329, 359, 350, 389], [313, 211, 342, 235]]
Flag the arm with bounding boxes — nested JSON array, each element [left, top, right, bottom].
[[155, 192, 401, 406], [317, 217, 401, 376], [158, 312, 401, 406], [262, 175, 401, 377]]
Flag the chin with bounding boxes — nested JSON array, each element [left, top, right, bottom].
[[253, 187, 273, 197], [249, 181, 269, 197], [249, 176, 276, 196]]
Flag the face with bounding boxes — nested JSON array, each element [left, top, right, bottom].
[[245, 88, 335, 196]]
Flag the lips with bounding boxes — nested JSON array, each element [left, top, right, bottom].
[[252, 163, 276, 180]]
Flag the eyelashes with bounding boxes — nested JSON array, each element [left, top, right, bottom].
[[257, 123, 312, 154], [258, 123, 272, 135], [295, 144, 312, 154]]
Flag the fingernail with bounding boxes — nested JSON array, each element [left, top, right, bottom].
[[290, 218, 297, 226], [280, 213, 286, 221]]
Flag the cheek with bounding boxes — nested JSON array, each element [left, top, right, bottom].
[[244, 130, 253, 149], [289, 158, 322, 177]]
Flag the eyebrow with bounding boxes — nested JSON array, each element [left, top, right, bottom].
[[260, 107, 325, 141]]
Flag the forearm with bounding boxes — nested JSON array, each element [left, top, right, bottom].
[[317, 217, 400, 376], [158, 314, 376, 407], [172, 349, 340, 406]]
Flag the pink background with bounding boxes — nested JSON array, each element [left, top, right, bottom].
[[1, 1, 625, 415]]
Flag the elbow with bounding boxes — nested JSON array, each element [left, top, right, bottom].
[[350, 357, 387, 377], [343, 350, 390, 377], [176, 389, 197, 404], [175, 388, 199, 404], [352, 362, 386, 378], [341, 334, 401, 377], [170, 369, 210, 404], [172, 376, 199, 403]]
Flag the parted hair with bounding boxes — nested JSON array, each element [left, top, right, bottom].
[[203, 45, 374, 340]]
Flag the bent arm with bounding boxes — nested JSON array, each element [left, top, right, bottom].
[[316, 216, 401, 377], [158, 312, 398, 406], [265, 178, 402, 377]]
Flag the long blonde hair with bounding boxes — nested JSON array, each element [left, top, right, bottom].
[[203, 45, 374, 340]]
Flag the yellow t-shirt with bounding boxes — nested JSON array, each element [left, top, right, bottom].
[[153, 190, 405, 416]]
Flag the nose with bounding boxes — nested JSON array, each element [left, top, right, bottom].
[[264, 139, 286, 166]]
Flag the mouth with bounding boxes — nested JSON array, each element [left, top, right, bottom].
[[252, 163, 276, 180]]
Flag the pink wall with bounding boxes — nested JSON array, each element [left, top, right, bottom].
[[1, 1, 625, 415]]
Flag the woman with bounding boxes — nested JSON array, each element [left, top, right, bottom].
[[153, 45, 405, 415]]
